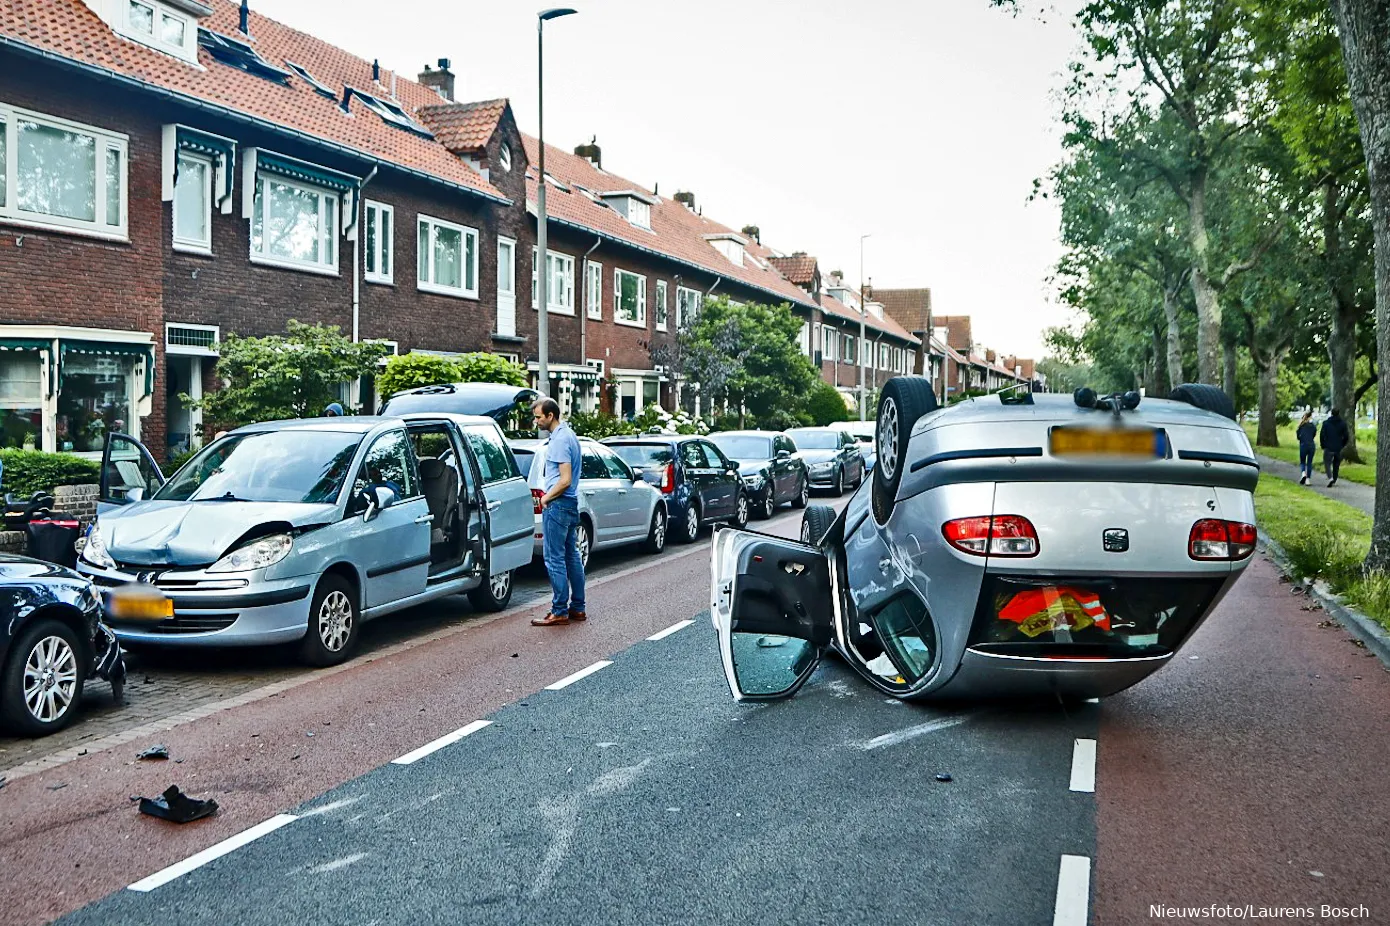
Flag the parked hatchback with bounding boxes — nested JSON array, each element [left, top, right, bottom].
[[707, 430, 809, 519], [787, 427, 866, 495], [78, 415, 534, 665], [510, 437, 668, 566], [604, 435, 750, 542]]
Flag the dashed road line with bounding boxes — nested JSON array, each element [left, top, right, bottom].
[[127, 814, 299, 892], [544, 660, 614, 691], [391, 720, 493, 766], [1053, 855, 1091, 926], [647, 619, 695, 641], [1070, 738, 1097, 793]]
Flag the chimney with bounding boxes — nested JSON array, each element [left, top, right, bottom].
[[673, 191, 696, 211], [372, 58, 381, 83], [418, 59, 455, 101], [239, 0, 249, 34], [573, 137, 601, 169], [741, 225, 760, 244]]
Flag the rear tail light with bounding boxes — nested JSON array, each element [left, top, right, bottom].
[[661, 462, 676, 494], [531, 488, 544, 515], [942, 515, 1039, 557], [1189, 519, 1257, 560]]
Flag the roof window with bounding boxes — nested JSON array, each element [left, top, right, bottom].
[[599, 191, 656, 230], [349, 90, 433, 137], [286, 62, 337, 99], [704, 233, 746, 267], [198, 29, 291, 83]]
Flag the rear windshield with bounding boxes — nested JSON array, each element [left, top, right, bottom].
[[710, 435, 772, 459], [788, 429, 839, 450], [609, 444, 674, 468]]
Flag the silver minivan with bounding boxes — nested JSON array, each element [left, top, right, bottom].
[[78, 414, 534, 665]]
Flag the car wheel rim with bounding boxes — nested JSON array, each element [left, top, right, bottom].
[[737, 497, 748, 524], [879, 397, 900, 480], [23, 635, 78, 724], [687, 508, 700, 540], [490, 571, 510, 599], [801, 522, 812, 544], [764, 494, 775, 518], [799, 482, 808, 505], [578, 526, 591, 566], [318, 590, 353, 652], [654, 512, 666, 548]]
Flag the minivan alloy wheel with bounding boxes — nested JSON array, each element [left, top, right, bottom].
[[24, 635, 78, 724], [318, 590, 354, 653], [577, 521, 592, 568], [489, 570, 511, 600]]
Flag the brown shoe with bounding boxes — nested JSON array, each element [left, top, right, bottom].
[[531, 612, 570, 627], [569, 609, 587, 622]]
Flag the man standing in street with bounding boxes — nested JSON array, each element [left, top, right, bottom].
[[531, 398, 586, 626], [1319, 407, 1351, 487]]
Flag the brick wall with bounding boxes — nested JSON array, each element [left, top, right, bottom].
[[54, 483, 99, 528]]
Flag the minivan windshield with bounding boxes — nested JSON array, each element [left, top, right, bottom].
[[788, 429, 839, 450], [709, 435, 773, 460], [155, 430, 364, 504]]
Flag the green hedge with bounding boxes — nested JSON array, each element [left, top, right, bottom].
[[0, 449, 101, 498]]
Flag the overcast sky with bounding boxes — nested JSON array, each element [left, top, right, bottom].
[[253, 0, 1082, 359]]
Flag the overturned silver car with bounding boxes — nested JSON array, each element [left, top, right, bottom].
[[711, 378, 1258, 702]]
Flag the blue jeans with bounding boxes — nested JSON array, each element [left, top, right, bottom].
[[1299, 445, 1315, 480], [542, 496, 585, 616]]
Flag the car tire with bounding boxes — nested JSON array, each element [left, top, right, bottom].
[[792, 477, 809, 509], [299, 574, 360, 668], [758, 489, 776, 520], [873, 376, 939, 524], [642, 507, 668, 554], [732, 493, 750, 529], [1, 617, 86, 736], [678, 501, 702, 544], [800, 504, 837, 547], [1168, 383, 1237, 421], [469, 568, 514, 612]]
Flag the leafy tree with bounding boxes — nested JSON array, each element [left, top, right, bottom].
[[193, 321, 390, 428], [378, 353, 459, 400], [807, 381, 852, 426]]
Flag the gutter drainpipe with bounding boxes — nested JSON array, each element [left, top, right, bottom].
[[579, 234, 601, 370], [352, 164, 379, 344]]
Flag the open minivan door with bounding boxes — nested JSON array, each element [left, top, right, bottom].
[[710, 526, 836, 701], [99, 433, 166, 514]]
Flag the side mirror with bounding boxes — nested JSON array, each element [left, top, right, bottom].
[[729, 460, 740, 471], [360, 484, 400, 522], [631, 466, 646, 482], [125, 487, 145, 504], [776, 450, 791, 460]]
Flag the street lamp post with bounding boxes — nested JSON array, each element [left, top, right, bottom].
[[536, 7, 576, 397], [858, 233, 871, 421]]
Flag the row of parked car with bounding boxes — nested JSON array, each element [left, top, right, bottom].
[[0, 382, 876, 736]]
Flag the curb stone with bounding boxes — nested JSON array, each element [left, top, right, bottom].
[[1258, 530, 1390, 671]]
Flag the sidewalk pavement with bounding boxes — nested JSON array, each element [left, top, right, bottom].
[[1256, 453, 1375, 517]]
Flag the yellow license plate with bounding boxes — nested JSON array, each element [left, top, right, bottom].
[[1050, 427, 1164, 458], [108, 587, 174, 622]]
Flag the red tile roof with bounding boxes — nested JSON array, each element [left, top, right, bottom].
[[767, 254, 818, 286], [418, 99, 508, 153], [0, 0, 507, 201], [873, 288, 933, 333]]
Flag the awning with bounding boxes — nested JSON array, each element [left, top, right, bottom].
[[256, 151, 358, 192], [60, 339, 157, 395], [0, 338, 52, 352]]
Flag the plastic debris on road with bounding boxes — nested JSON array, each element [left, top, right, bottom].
[[934, 773, 953, 783], [137, 744, 170, 761], [137, 786, 219, 824]]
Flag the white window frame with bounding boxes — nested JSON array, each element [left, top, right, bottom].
[[586, 261, 603, 320], [627, 198, 651, 230], [250, 171, 340, 275], [677, 286, 702, 329], [799, 321, 811, 356], [530, 247, 576, 315], [172, 150, 213, 254], [879, 343, 890, 370], [118, 0, 197, 61], [417, 214, 479, 299], [498, 143, 513, 173], [165, 322, 220, 357], [614, 269, 647, 328], [364, 200, 394, 285], [0, 103, 129, 241], [655, 280, 669, 332], [822, 326, 837, 359]]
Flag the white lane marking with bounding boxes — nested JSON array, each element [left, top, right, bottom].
[[391, 719, 492, 766], [1070, 739, 1097, 793], [1053, 855, 1091, 926], [308, 852, 368, 875], [298, 796, 363, 818], [858, 714, 974, 751], [127, 814, 298, 892], [544, 660, 613, 691], [647, 619, 694, 641]]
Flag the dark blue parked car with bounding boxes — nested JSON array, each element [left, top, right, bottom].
[[604, 435, 750, 542]]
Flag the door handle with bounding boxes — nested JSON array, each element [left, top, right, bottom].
[[618, 489, 628, 495], [487, 500, 502, 511], [583, 490, 596, 497], [414, 514, 434, 524]]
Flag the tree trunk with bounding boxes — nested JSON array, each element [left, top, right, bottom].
[[1328, 300, 1361, 460], [1148, 327, 1166, 394], [1187, 170, 1223, 385], [1163, 284, 1184, 389], [1255, 351, 1283, 447], [1331, 0, 1390, 572], [1222, 340, 1238, 402]]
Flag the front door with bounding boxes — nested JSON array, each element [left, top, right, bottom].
[[597, 445, 647, 538], [497, 237, 517, 338], [711, 528, 835, 700], [580, 448, 623, 547], [346, 429, 430, 609], [700, 440, 740, 517], [458, 422, 533, 575], [98, 433, 166, 514]]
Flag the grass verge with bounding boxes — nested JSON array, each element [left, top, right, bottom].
[[1243, 423, 1377, 487], [1255, 475, 1390, 631]]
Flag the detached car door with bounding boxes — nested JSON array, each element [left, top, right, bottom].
[[458, 422, 533, 575], [710, 527, 835, 701], [99, 434, 166, 514]]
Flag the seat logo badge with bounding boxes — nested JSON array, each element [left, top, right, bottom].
[[1103, 529, 1129, 553]]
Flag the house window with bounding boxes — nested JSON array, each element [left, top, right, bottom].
[[879, 343, 890, 370], [499, 143, 512, 172], [615, 269, 647, 328], [172, 151, 212, 253], [655, 280, 669, 332], [0, 353, 43, 450], [586, 261, 603, 320], [417, 215, 478, 297], [0, 104, 128, 238], [822, 326, 837, 358], [677, 286, 702, 328], [799, 322, 811, 356], [628, 199, 651, 230], [843, 335, 855, 364], [59, 353, 138, 454], [124, 0, 193, 58], [286, 62, 337, 98], [364, 201, 393, 284], [251, 172, 338, 273], [530, 248, 575, 314]]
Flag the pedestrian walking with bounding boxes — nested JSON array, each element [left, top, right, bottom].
[[530, 397, 586, 627], [1295, 411, 1317, 485], [1319, 407, 1351, 487]]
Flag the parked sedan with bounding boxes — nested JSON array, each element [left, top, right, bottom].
[[510, 437, 668, 566], [0, 555, 125, 735], [829, 420, 877, 472], [707, 431, 809, 519], [786, 427, 866, 495], [78, 414, 534, 666], [604, 435, 750, 543]]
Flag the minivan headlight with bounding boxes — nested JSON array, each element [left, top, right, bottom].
[[80, 524, 116, 570], [208, 534, 294, 573]]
